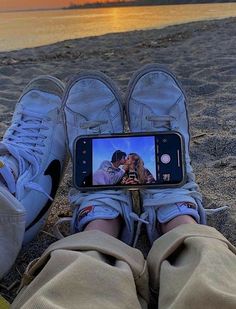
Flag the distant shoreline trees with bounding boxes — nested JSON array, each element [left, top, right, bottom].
[[64, 0, 234, 10]]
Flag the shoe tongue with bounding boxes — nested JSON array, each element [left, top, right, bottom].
[[0, 156, 18, 194], [0, 155, 19, 178]]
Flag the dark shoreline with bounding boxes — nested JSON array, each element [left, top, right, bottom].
[[63, 0, 234, 10], [0, 1, 234, 13]]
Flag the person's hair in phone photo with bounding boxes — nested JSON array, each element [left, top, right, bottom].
[[111, 150, 126, 164]]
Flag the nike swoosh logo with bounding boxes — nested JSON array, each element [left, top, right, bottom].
[[26, 159, 61, 231]]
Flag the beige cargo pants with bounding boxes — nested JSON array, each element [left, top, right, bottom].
[[12, 224, 236, 309]]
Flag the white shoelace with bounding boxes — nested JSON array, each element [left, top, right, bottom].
[[0, 110, 53, 200], [53, 189, 149, 247], [143, 173, 202, 214], [80, 120, 108, 130], [146, 115, 175, 130], [143, 114, 229, 220], [142, 169, 228, 224], [54, 115, 228, 243]]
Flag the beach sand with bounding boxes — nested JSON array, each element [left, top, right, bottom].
[[0, 17, 236, 302]]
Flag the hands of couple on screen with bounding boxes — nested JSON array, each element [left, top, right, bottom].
[[121, 176, 140, 185]]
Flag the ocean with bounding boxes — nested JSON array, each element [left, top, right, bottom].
[[1, 3, 236, 52]]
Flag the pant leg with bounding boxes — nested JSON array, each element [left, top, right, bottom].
[[147, 224, 236, 309], [11, 231, 149, 309]]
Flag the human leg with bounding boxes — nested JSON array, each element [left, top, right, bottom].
[[84, 217, 122, 238], [13, 72, 148, 308], [125, 63, 206, 243], [11, 230, 149, 309], [63, 71, 142, 245], [161, 214, 196, 234], [147, 224, 236, 309], [11, 71, 150, 309], [0, 76, 67, 278], [125, 64, 236, 308]]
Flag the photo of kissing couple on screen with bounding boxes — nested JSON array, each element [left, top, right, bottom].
[[93, 150, 156, 186]]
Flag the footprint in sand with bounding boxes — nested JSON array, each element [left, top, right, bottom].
[[191, 83, 220, 96]]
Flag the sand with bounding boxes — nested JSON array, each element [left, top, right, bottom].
[[0, 17, 236, 302]]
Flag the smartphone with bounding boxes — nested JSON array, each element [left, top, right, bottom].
[[73, 132, 186, 190]]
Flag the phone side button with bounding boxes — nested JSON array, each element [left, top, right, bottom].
[[177, 150, 180, 167]]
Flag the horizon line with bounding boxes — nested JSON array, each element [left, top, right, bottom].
[[0, 1, 230, 13], [0, 1, 211, 13]]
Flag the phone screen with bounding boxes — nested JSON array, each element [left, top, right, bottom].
[[74, 132, 185, 190]]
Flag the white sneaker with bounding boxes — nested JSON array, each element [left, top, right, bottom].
[[125, 64, 207, 244], [63, 71, 139, 245], [0, 75, 67, 278], [63, 70, 124, 155]]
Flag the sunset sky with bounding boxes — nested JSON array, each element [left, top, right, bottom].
[[0, 0, 128, 11]]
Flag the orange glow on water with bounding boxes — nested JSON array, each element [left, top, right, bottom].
[[1, 3, 236, 52]]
